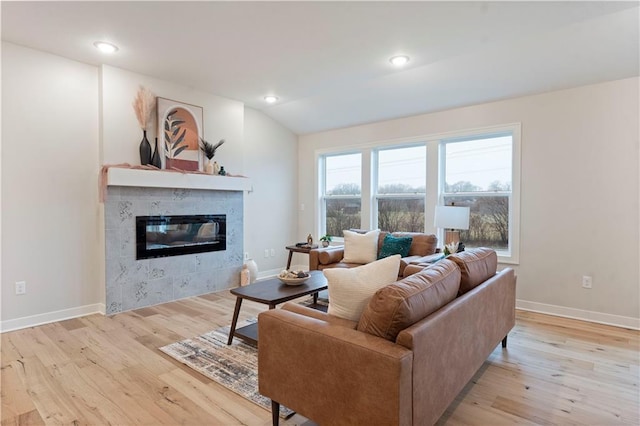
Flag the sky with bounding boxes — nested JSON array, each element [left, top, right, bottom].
[[325, 136, 512, 193]]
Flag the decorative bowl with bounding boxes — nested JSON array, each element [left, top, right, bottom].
[[278, 276, 309, 286]]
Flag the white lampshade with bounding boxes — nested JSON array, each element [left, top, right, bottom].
[[434, 205, 470, 230]]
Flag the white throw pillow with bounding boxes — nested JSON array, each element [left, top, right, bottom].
[[342, 229, 380, 264], [324, 255, 401, 321]]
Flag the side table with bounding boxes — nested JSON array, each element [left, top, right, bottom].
[[285, 244, 318, 269]]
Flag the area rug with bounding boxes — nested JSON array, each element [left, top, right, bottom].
[[159, 319, 294, 419]]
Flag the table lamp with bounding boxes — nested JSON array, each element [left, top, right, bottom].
[[434, 205, 470, 246]]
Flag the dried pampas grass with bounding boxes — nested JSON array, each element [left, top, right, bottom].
[[132, 86, 156, 130]]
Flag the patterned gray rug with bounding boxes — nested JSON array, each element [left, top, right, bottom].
[[159, 319, 294, 419]]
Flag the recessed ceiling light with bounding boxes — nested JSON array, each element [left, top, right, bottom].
[[389, 55, 410, 67], [264, 95, 279, 104], [93, 41, 119, 54]]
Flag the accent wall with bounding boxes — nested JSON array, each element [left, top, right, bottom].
[[298, 77, 640, 328]]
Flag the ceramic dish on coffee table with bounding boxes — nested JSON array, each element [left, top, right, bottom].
[[278, 270, 310, 286], [278, 276, 309, 286]]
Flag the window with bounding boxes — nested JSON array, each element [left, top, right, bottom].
[[440, 133, 514, 256], [322, 153, 362, 237], [375, 145, 426, 232], [316, 124, 520, 263]]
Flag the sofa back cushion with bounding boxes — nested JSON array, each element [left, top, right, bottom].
[[378, 234, 413, 259], [391, 232, 437, 256], [448, 248, 497, 295], [357, 259, 461, 341], [325, 254, 401, 321]]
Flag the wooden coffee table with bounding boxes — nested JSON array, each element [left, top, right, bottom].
[[227, 270, 328, 345]]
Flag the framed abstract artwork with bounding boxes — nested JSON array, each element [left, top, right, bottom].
[[157, 97, 204, 171]]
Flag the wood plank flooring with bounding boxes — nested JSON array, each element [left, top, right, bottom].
[[2, 290, 638, 425]]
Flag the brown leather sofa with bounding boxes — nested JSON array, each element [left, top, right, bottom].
[[258, 248, 516, 426], [309, 231, 440, 277]]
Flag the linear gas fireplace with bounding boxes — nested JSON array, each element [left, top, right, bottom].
[[136, 214, 226, 260]]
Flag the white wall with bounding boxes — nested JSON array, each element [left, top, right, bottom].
[[101, 65, 245, 174], [0, 43, 300, 330], [1, 42, 102, 328], [299, 77, 640, 327], [243, 107, 299, 275]]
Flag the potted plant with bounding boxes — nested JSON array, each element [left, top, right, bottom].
[[199, 138, 225, 174], [319, 234, 332, 247]]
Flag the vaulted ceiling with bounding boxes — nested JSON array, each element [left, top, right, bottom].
[[2, 1, 638, 134]]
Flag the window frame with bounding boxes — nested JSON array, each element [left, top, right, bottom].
[[438, 127, 520, 264], [320, 151, 364, 239]]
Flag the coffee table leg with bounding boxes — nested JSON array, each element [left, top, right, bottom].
[[227, 297, 243, 345], [313, 292, 318, 305]]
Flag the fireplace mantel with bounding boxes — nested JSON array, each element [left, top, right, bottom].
[[107, 167, 251, 192]]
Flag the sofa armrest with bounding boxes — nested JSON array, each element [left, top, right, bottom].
[[308, 246, 344, 270], [258, 309, 413, 425]]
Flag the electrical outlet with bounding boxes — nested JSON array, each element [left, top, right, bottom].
[[15, 281, 26, 295], [264, 249, 269, 258], [270, 248, 275, 257], [582, 276, 592, 289]]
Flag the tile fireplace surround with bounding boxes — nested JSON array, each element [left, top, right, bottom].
[[104, 169, 248, 314]]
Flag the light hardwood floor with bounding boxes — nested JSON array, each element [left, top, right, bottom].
[[1, 290, 638, 425]]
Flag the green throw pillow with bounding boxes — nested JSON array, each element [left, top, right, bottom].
[[378, 234, 413, 259]]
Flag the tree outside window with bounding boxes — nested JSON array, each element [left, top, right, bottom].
[[376, 146, 426, 232], [442, 136, 512, 253], [323, 154, 361, 237]]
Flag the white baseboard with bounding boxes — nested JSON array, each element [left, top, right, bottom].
[[257, 264, 308, 280], [257, 267, 285, 280], [0, 303, 106, 333], [516, 299, 639, 330]]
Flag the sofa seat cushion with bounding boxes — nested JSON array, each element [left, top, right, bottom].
[[448, 248, 497, 295], [409, 253, 445, 265], [399, 255, 424, 275], [317, 261, 364, 271], [343, 229, 380, 264], [324, 255, 401, 321], [282, 302, 358, 329], [401, 264, 427, 277], [357, 259, 461, 341]]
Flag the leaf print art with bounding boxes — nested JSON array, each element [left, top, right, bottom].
[[157, 98, 203, 172], [164, 109, 188, 158]]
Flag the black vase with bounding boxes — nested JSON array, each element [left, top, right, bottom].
[[151, 137, 161, 168], [139, 130, 152, 165]]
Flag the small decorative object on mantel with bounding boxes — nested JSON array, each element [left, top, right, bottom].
[[151, 137, 161, 168], [213, 161, 221, 175], [319, 234, 332, 247], [307, 234, 313, 245], [199, 138, 225, 175], [218, 166, 226, 176], [132, 85, 156, 165]]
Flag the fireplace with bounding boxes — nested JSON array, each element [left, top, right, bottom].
[[136, 214, 226, 260]]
